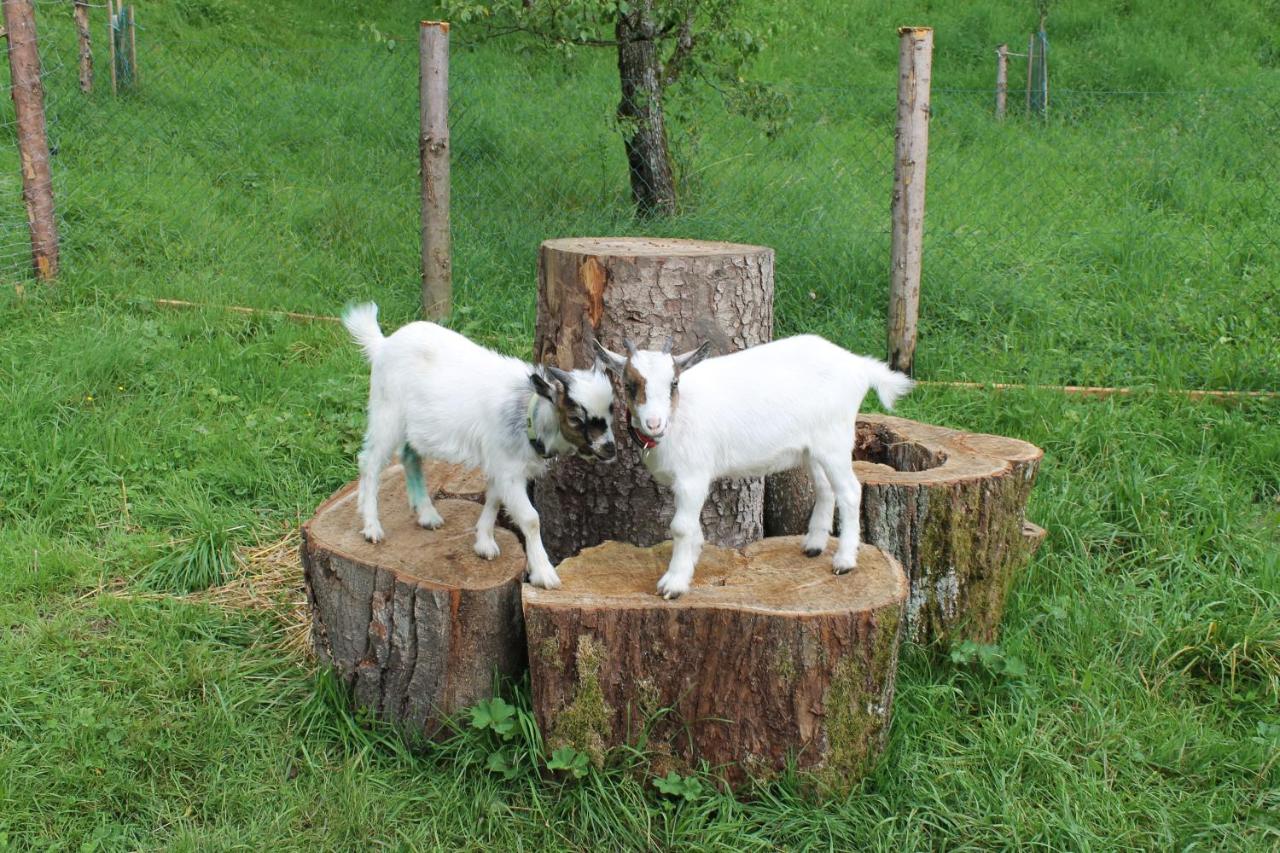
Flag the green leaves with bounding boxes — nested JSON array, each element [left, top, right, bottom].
[[469, 697, 518, 739], [546, 745, 590, 779], [652, 770, 702, 802], [950, 640, 1029, 681]]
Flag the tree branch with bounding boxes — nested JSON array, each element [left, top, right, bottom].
[[659, 8, 697, 90]]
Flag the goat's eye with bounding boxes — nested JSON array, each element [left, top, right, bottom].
[[670, 381, 678, 393], [567, 415, 583, 428]]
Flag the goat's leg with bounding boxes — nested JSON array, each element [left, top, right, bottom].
[[657, 478, 710, 600], [802, 452, 836, 557], [818, 452, 863, 574], [473, 487, 502, 560], [498, 478, 560, 589], [356, 421, 400, 544], [401, 443, 445, 529]]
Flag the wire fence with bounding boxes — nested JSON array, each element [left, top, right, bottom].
[[3, 4, 1278, 386]]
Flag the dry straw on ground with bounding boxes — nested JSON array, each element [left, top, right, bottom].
[[187, 530, 314, 661]]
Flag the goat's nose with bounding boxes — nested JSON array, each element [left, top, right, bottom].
[[645, 416, 663, 433]]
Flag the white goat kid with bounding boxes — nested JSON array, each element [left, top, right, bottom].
[[344, 303, 616, 589], [596, 335, 913, 599]]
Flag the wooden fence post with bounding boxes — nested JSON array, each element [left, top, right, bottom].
[[995, 43, 1008, 120], [887, 26, 932, 376], [419, 20, 451, 320], [107, 0, 117, 94], [3, 0, 59, 282], [127, 5, 136, 86], [74, 0, 92, 93], [1025, 33, 1034, 114]]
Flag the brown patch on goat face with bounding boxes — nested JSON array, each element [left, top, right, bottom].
[[553, 396, 610, 454], [623, 360, 648, 409]]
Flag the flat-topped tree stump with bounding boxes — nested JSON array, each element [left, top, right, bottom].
[[302, 466, 524, 740], [524, 537, 907, 791], [764, 414, 1044, 645], [534, 236, 775, 562]]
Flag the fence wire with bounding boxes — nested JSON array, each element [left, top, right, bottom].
[[3, 4, 1278, 385]]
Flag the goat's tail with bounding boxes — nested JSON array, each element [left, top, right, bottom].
[[867, 358, 915, 411], [342, 302, 385, 362]]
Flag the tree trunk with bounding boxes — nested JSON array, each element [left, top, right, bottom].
[[3, 0, 59, 282], [534, 237, 774, 563], [74, 1, 93, 94], [764, 414, 1044, 645], [524, 537, 907, 791], [302, 467, 525, 740], [616, 2, 677, 216]]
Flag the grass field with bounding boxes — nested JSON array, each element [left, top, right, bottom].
[[1, 0, 1278, 848]]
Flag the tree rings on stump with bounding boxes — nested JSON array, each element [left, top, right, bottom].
[[302, 466, 525, 740], [534, 236, 775, 562], [523, 537, 907, 792], [764, 414, 1044, 645]]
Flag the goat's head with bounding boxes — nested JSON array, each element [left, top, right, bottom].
[[530, 364, 618, 461], [594, 336, 712, 449]]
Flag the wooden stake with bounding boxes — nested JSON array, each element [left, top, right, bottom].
[[995, 43, 1008, 120], [419, 21, 451, 320], [127, 5, 136, 87], [1025, 32, 1034, 114], [107, 0, 117, 95], [887, 26, 932, 376], [74, 0, 92, 93], [2, 0, 59, 281]]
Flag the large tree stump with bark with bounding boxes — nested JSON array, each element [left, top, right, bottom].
[[301, 465, 524, 740], [764, 414, 1043, 645], [524, 537, 907, 791], [534, 237, 774, 562]]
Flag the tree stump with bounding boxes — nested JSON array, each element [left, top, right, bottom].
[[301, 466, 525, 739], [523, 537, 907, 791], [533, 237, 775, 562], [764, 414, 1044, 645]]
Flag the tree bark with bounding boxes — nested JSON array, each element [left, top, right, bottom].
[[3, 0, 59, 281], [74, 1, 93, 94], [887, 26, 932, 375], [764, 414, 1043, 645], [302, 467, 525, 740], [524, 537, 907, 791], [419, 21, 452, 319], [616, 2, 677, 216], [534, 237, 774, 563]]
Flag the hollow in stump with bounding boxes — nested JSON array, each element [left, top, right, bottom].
[[764, 414, 1043, 645], [302, 466, 525, 740], [523, 537, 907, 791], [533, 236, 775, 562]]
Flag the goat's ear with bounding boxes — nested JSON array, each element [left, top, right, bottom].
[[546, 365, 574, 391], [673, 341, 712, 372], [593, 340, 627, 375], [530, 368, 563, 401]]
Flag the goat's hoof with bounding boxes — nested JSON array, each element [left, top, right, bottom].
[[528, 569, 561, 590], [417, 509, 445, 530], [361, 524, 385, 544], [803, 547, 823, 558], [473, 538, 500, 560], [832, 559, 857, 576], [656, 572, 690, 600]]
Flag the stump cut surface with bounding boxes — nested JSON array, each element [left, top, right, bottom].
[[765, 414, 1044, 645], [302, 468, 525, 740], [524, 537, 906, 791]]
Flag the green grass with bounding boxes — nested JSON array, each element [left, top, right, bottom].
[[1, 0, 1278, 849]]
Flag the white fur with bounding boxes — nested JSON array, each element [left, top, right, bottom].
[[601, 334, 913, 599], [343, 303, 616, 589]]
